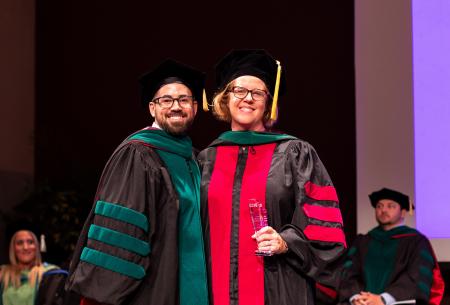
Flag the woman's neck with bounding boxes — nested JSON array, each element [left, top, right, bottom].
[[231, 124, 266, 132], [17, 262, 34, 270]]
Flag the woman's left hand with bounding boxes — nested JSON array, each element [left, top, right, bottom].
[[252, 226, 288, 255]]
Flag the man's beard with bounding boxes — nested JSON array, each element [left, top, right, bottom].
[[376, 214, 390, 225], [158, 111, 194, 136], [376, 213, 402, 227]]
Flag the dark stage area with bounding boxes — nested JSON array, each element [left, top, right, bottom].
[[34, 2, 356, 262], [2, 0, 449, 302]]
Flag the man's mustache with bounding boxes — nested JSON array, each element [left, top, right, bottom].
[[166, 110, 186, 117]]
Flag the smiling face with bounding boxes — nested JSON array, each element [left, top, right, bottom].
[[228, 75, 269, 131], [149, 83, 198, 136], [13, 230, 38, 268]]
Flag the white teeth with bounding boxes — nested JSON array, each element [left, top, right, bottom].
[[239, 107, 253, 113], [168, 114, 184, 121]]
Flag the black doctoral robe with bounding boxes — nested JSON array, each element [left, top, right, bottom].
[[338, 225, 445, 305], [198, 131, 346, 305], [66, 128, 208, 305]]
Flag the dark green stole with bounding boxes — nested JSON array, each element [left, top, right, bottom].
[[129, 129, 208, 305], [364, 225, 417, 293], [217, 130, 297, 145]]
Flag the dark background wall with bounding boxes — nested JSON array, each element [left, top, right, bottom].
[[33, 0, 355, 262], [3, 1, 449, 301], [0, 0, 35, 265], [34, 0, 356, 241]]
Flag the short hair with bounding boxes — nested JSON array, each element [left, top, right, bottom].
[[211, 80, 276, 128]]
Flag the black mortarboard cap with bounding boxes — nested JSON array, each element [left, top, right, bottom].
[[214, 49, 286, 120], [139, 59, 206, 107], [5, 219, 47, 252], [369, 188, 412, 211], [215, 49, 286, 95], [6, 219, 40, 242]]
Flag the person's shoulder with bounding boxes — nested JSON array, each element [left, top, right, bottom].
[[110, 129, 162, 159], [43, 268, 69, 277], [42, 262, 60, 272], [392, 226, 426, 239], [403, 226, 432, 244], [266, 132, 311, 148], [197, 137, 223, 157], [405, 226, 425, 236], [277, 136, 318, 155], [119, 129, 152, 148], [390, 227, 434, 252], [40, 263, 69, 278], [356, 232, 370, 239], [93, 132, 164, 179]]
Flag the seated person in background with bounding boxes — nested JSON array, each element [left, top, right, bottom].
[[36, 262, 79, 305], [0, 223, 65, 305], [338, 188, 445, 305]]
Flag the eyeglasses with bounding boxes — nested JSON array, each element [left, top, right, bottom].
[[151, 95, 195, 109], [227, 86, 269, 101]]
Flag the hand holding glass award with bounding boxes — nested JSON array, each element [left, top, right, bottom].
[[248, 199, 273, 256]]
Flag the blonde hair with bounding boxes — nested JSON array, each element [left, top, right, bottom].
[[211, 80, 276, 128], [0, 230, 44, 290]]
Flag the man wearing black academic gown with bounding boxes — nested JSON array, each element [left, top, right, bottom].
[[66, 60, 209, 305], [338, 188, 445, 305]]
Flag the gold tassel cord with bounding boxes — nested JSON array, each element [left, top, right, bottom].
[[270, 60, 282, 121], [40, 234, 47, 253], [202, 89, 209, 111]]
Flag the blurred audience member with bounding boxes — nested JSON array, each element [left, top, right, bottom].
[[338, 188, 445, 305], [1, 223, 73, 305]]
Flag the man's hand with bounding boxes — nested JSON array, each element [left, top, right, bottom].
[[351, 294, 365, 305], [352, 292, 385, 305]]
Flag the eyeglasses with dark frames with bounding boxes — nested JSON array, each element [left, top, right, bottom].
[[151, 95, 195, 109], [227, 86, 269, 101]]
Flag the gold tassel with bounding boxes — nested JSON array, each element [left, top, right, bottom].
[[270, 60, 282, 121], [40, 234, 47, 253], [202, 89, 209, 111], [409, 199, 414, 216]]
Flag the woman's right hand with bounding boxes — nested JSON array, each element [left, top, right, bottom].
[[252, 226, 288, 255]]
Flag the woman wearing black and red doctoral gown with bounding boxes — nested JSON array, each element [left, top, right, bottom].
[[198, 49, 346, 305]]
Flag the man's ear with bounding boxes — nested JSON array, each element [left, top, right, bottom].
[[193, 101, 198, 116], [149, 102, 156, 118], [401, 209, 407, 218]]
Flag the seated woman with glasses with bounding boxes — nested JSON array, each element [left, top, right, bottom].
[[198, 49, 346, 305]]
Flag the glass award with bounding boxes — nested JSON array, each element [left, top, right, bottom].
[[248, 199, 273, 256]]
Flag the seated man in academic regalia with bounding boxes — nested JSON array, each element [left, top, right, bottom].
[[338, 188, 445, 305]]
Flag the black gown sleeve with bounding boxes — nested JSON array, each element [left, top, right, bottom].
[[338, 234, 445, 305], [278, 141, 346, 285], [337, 236, 366, 304], [66, 142, 163, 305], [385, 235, 444, 305]]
